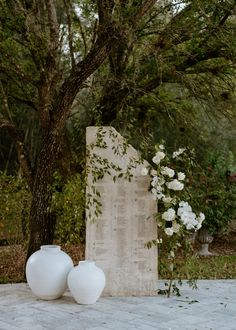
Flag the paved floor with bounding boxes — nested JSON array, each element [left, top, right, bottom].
[[0, 280, 235, 330]]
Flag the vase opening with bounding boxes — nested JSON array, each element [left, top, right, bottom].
[[40, 245, 61, 252]]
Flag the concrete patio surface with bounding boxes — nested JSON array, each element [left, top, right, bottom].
[[0, 280, 235, 330]]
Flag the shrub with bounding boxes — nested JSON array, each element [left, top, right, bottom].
[[52, 173, 86, 244], [0, 172, 30, 243]]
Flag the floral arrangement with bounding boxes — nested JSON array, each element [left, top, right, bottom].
[[141, 143, 205, 296], [142, 144, 205, 238]]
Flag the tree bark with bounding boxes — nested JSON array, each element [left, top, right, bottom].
[[26, 131, 60, 259]]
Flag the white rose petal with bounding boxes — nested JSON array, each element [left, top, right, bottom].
[[166, 179, 184, 191], [163, 196, 173, 204], [161, 166, 175, 178], [199, 212, 205, 221], [172, 221, 181, 233], [150, 169, 157, 176], [177, 172, 186, 181], [196, 223, 202, 230], [162, 208, 176, 221], [172, 148, 186, 158], [152, 151, 165, 165], [165, 227, 174, 236]]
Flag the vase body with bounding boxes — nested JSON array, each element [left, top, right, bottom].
[[68, 260, 106, 304], [26, 245, 73, 300]]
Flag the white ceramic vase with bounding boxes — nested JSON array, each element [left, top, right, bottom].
[[26, 245, 73, 300], [67, 260, 106, 304]]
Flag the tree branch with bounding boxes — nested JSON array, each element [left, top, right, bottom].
[[44, 0, 59, 53], [130, 0, 157, 30], [63, 0, 76, 67]]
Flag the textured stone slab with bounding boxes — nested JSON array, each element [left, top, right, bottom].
[[85, 126, 157, 296]]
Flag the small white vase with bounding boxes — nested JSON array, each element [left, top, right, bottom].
[[26, 245, 73, 300], [68, 260, 106, 304]]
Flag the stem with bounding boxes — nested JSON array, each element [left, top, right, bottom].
[[167, 277, 173, 298]]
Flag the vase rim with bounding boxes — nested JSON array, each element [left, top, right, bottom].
[[40, 245, 61, 252], [79, 260, 95, 266]]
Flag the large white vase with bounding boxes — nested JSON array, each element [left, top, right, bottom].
[[26, 245, 73, 300], [67, 260, 106, 304]]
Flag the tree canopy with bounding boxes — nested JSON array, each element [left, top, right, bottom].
[[1, 0, 236, 258]]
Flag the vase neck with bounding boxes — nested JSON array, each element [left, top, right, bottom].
[[40, 245, 61, 253]]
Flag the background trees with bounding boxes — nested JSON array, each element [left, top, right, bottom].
[[1, 0, 236, 259]]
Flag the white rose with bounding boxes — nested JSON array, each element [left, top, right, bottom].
[[150, 169, 157, 176], [165, 227, 174, 236], [152, 151, 165, 165], [177, 172, 186, 181], [179, 201, 189, 207], [172, 148, 186, 159], [172, 221, 181, 233], [161, 166, 175, 178], [163, 196, 173, 204], [141, 167, 148, 176], [199, 212, 205, 222], [177, 203, 192, 216], [166, 179, 184, 191], [186, 223, 195, 230], [162, 208, 176, 221]]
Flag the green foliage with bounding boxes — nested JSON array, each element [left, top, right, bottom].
[[52, 173, 86, 244], [0, 172, 30, 242], [188, 150, 236, 235]]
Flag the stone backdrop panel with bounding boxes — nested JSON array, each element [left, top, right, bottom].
[[86, 126, 158, 296]]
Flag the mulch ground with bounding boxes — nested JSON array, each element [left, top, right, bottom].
[[0, 231, 235, 283]]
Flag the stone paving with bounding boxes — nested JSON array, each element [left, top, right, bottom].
[[0, 280, 235, 330]]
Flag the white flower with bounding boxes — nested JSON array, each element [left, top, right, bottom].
[[151, 176, 165, 187], [162, 208, 176, 221], [150, 169, 157, 176], [151, 188, 164, 200], [165, 227, 174, 236], [166, 179, 184, 191], [177, 202, 192, 216], [196, 222, 202, 230], [141, 167, 148, 176], [177, 172, 185, 181], [170, 250, 175, 258], [172, 221, 181, 233], [195, 212, 205, 230], [159, 144, 165, 150], [199, 212, 205, 222], [163, 196, 173, 204], [161, 166, 175, 178], [179, 201, 190, 208], [152, 151, 165, 165], [172, 148, 186, 159]]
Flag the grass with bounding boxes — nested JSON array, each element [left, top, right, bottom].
[[0, 234, 235, 284], [159, 255, 236, 280], [0, 243, 85, 284]]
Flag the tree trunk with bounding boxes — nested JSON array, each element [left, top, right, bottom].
[[26, 131, 60, 259]]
